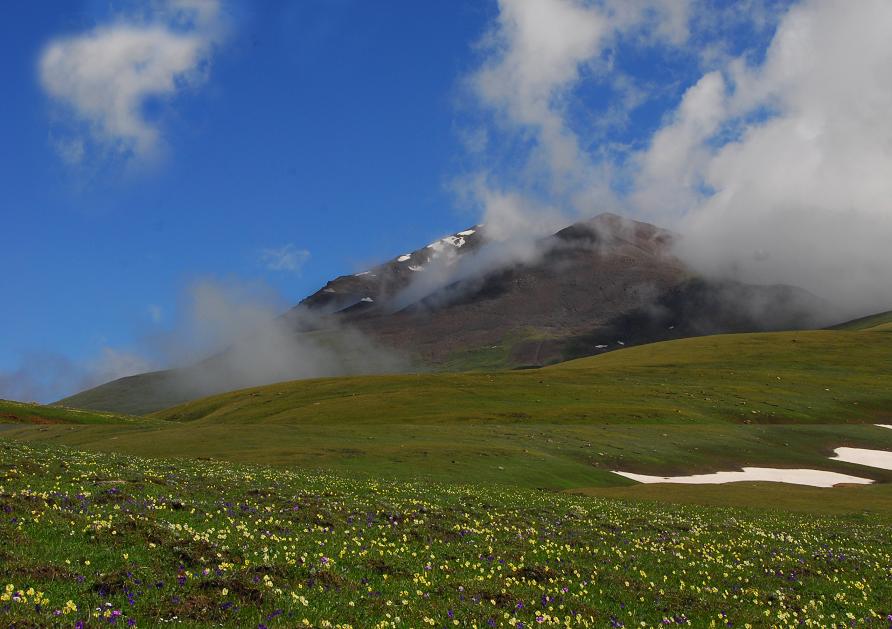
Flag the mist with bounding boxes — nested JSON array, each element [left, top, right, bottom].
[[390, 190, 562, 311], [634, 0, 892, 318], [164, 280, 409, 401], [0, 278, 409, 405]]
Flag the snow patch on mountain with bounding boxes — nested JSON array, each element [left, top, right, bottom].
[[427, 235, 466, 253]]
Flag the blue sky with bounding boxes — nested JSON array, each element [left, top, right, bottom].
[[2, 1, 496, 385], [4, 0, 892, 401]]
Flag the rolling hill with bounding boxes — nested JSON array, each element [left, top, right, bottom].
[[7, 327, 890, 498], [0, 398, 140, 425], [829, 309, 892, 331]]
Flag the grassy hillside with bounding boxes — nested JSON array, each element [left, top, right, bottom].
[[0, 399, 142, 425], [151, 330, 892, 426], [57, 368, 196, 416], [4, 329, 892, 504], [2, 441, 891, 628], [8, 420, 892, 493], [829, 309, 892, 331]]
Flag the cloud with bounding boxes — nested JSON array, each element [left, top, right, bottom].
[[632, 0, 892, 314], [463, 0, 692, 233], [38, 0, 226, 164], [88, 347, 158, 387], [470, 0, 610, 201], [459, 0, 892, 318], [630, 70, 727, 219], [163, 279, 408, 399], [260, 244, 311, 273], [52, 136, 86, 166]]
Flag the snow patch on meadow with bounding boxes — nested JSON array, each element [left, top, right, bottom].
[[831, 447, 892, 471], [613, 467, 873, 488]]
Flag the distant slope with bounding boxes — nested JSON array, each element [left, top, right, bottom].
[[10, 328, 892, 491], [58, 369, 193, 417], [58, 327, 410, 416], [0, 399, 140, 425], [829, 309, 892, 331], [152, 329, 892, 426]]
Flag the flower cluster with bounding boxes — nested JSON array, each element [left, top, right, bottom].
[[0, 442, 890, 627]]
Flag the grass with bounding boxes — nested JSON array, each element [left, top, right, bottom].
[[0, 399, 142, 426], [4, 329, 892, 513], [55, 368, 198, 417], [437, 342, 514, 372], [437, 329, 564, 372], [6, 421, 892, 493], [828, 309, 892, 331], [2, 440, 891, 628], [151, 330, 892, 427]]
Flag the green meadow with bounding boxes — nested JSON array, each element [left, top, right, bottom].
[[4, 329, 892, 499], [1, 442, 891, 628], [2, 326, 892, 626]]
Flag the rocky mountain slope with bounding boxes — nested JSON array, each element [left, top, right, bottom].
[[288, 212, 821, 367]]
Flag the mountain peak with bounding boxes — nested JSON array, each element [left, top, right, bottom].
[[555, 212, 676, 251]]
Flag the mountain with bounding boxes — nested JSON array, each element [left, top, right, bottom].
[[59, 213, 828, 414], [287, 212, 823, 367]]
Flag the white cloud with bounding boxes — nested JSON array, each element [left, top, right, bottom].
[[472, 0, 607, 192], [39, 0, 225, 163], [631, 70, 727, 219], [633, 0, 892, 313], [52, 136, 86, 166], [466, 0, 691, 231], [0, 278, 406, 404], [462, 0, 892, 317], [476, 184, 568, 243], [260, 244, 311, 273]]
